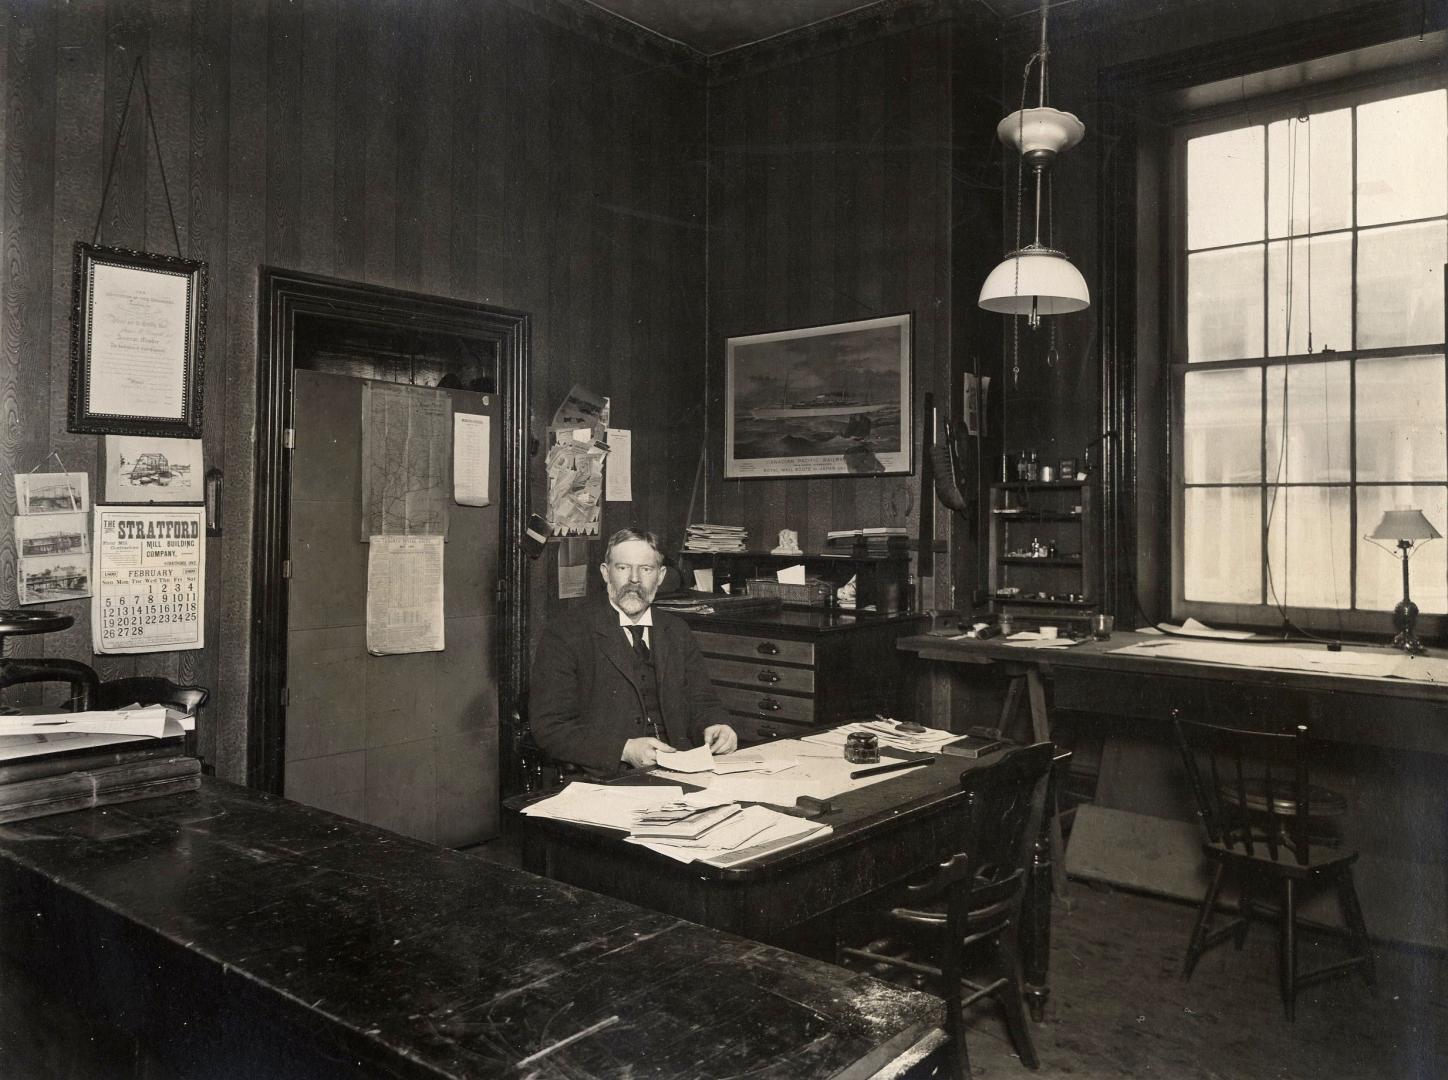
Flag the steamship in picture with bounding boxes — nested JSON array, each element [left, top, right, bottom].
[[727, 314, 910, 478]]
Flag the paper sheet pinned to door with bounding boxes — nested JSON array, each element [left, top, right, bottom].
[[366, 535, 445, 654], [453, 413, 491, 506]]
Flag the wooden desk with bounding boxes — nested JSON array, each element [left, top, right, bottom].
[[900, 631, 1448, 756], [511, 747, 1059, 1016], [901, 630, 1448, 948], [0, 779, 947, 1079]]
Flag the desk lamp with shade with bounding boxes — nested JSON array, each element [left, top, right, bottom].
[[1367, 508, 1442, 654]]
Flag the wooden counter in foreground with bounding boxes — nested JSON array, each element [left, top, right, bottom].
[[0, 779, 946, 1079]]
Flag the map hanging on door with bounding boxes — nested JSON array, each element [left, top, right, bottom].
[[360, 382, 451, 541]]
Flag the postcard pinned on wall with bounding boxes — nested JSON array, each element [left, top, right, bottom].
[[17, 512, 91, 606], [15, 472, 88, 516], [104, 436, 204, 504]]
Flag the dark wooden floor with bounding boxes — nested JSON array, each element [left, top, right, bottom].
[[950, 885, 1446, 1079], [468, 830, 1447, 1079]]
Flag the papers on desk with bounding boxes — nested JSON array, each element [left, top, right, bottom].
[[0, 705, 172, 739], [1155, 617, 1260, 641], [520, 779, 832, 866], [806, 719, 961, 755], [654, 746, 786, 775], [627, 804, 830, 866], [1110, 639, 1448, 682], [519, 783, 687, 830], [0, 716, 186, 763], [662, 730, 936, 805], [1002, 632, 1080, 650]]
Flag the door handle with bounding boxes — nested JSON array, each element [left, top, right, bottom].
[[757, 669, 780, 684], [756, 641, 779, 656]]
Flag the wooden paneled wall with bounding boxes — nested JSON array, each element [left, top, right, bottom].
[[0, 0, 705, 782], [703, 4, 1003, 614], [704, 15, 954, 605]]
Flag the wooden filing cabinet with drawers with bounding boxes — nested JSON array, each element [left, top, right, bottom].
[[680, 610, 927, 745]]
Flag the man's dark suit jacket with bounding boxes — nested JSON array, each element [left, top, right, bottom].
[[529, 601, 733, 775]]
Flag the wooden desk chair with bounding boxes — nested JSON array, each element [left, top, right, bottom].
[[95, 676, 209, 762], [512, 706, 582, 793], [1172, 714, 1374, 1020], [0, 658, 100, 712], [838, 742, 1056, 1078]]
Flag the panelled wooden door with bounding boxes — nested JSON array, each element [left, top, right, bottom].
[[282, 370, 500, 846]]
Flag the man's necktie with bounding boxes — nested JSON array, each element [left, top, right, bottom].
[[627, 624, 650, 665]]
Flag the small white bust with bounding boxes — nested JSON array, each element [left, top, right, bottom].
[[771, 528, 802, 555]]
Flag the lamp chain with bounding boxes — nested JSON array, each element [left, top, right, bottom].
[[1045, 170, 1058, 367], [1010, 58, 1032, 387]]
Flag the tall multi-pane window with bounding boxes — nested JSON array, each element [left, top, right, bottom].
[[1173, 77, 1448, 629]]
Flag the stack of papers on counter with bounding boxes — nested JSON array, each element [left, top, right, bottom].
[[0, 705, 173, 739], [683, 523, 747, 552]]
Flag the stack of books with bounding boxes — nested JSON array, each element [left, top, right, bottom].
[[684, 523, 747, 553], [0, 706, 200, 823], [826, 526, 909, 556]]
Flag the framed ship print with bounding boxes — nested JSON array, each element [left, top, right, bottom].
[[725, 314, 912, 479]]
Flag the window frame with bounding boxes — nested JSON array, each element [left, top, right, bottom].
[[1167, 67, 1448, 637]]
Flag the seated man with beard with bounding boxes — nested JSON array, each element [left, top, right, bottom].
[[530, 527, 738, 775]]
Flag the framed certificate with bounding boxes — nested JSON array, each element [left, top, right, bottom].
[[68, 242, 208, 437]]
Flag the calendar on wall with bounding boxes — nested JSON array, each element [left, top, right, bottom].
[[92, 506, 205, 655]]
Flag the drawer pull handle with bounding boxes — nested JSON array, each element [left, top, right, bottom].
[[758, 727, 781, 740], [758, 697, 782, 712], [756, 642, 779, 656], [757, 670, 780, 684]]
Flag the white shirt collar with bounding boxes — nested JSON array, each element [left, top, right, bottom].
[[610, 601, 653, 628]]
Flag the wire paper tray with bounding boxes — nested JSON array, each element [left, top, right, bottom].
[[747, 578, 832, 608]]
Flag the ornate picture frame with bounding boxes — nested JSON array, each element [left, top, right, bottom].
[[68, 241, 208, 437]]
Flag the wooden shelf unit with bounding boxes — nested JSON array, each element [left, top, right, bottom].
[[988, 481, 1096, 624]]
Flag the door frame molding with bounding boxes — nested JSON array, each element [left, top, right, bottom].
[[250, 268, 531, 794]]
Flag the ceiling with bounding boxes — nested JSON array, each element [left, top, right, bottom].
[[582, 0, 1048, 56]]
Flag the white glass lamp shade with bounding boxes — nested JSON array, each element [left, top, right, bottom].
[[978, 246, 1091, 317], [1370, 508, 1443, 542], [998, 107, 1086, 160]]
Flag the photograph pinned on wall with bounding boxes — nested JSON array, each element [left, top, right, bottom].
[[18, 552, 91, 605], [15, 472, 88, 516], [725, 314, 912, 479], [103, 435, 204, 503], [15, 513, 88, 559]]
